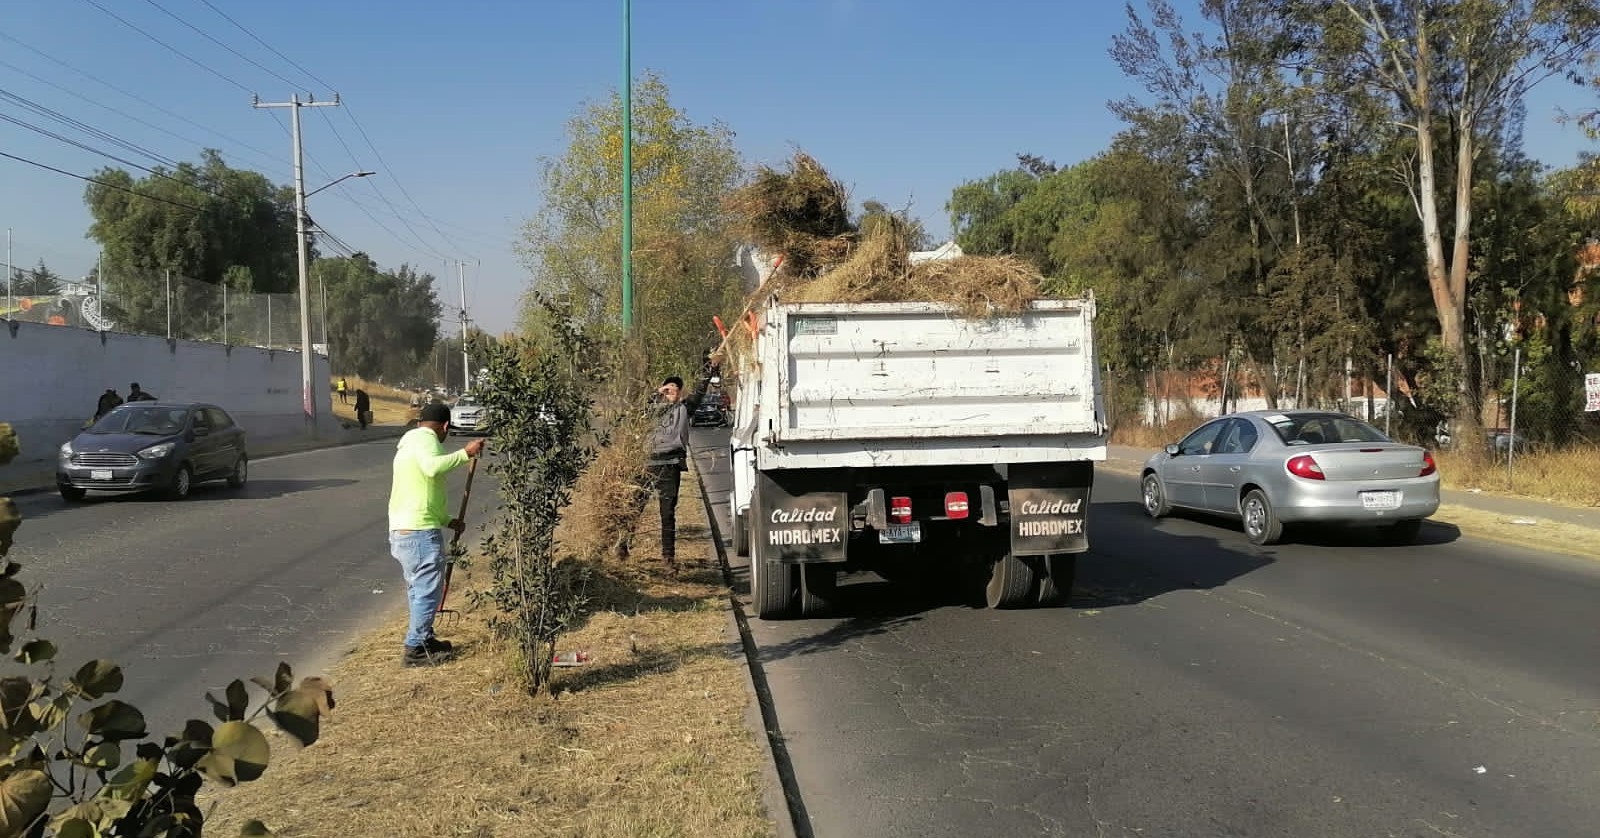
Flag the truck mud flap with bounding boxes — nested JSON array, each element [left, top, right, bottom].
[[755, 472, 849, 564], [1008, 462, 1093, 556]]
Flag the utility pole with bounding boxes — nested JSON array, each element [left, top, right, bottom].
[[457, 261, 470, 391], [253, 92, 341, 430], [5, 228, 11, 318], [620, 0, 634, 334], [318, 268, 329, 369]]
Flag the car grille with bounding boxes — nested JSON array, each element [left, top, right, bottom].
[[71, 452, 138, 467]]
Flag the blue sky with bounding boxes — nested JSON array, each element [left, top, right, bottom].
[[2, 0, 1596, 337]]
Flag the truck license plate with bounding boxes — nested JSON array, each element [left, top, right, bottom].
[[91, 470, 113, 481], [879, 523, 922, 544], [1361, 490, 1399, 510]]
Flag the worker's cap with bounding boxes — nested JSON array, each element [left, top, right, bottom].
[[419, 403, 451, 424]]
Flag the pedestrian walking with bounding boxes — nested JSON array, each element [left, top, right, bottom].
[[354, 388, 371, 430], [337, 377, 349, 405], [389, 402, 483, 667], [615, 353, 722, 571]]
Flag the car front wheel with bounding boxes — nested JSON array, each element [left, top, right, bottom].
[[167, 464, 194, 500]]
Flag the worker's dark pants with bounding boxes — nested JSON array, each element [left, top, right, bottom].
[[619, 461, 683, 561]]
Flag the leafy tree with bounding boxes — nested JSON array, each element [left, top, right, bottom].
[[315, 254, 441, 381], [519, 72, 743, 386], [1313, 0, 1600, 430], [10, 260, 62, 297], [84, 150, 301, 336]]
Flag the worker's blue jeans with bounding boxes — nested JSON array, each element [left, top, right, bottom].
[[390, 529, 446, 649]]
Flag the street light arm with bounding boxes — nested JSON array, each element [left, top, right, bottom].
[[306, 170, 375, 199]]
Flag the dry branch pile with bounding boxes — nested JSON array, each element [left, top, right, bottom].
[[720, 152, 1053, 365]]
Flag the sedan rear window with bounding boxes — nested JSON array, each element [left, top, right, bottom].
[[1267, 413, 1390, 445]]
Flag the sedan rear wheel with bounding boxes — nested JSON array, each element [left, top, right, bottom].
[[227, 455, 248, 488], [1241, 488, 1283, 546]]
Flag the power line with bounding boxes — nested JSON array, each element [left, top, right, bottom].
[[0, 31, 283, 165], [137, 0, 304, 90], [195, 0, 334, 90], [0, 86, 183, 170], [80, 0, 253, 93], [0, 149, 204, 211], [178, 1, 477, 259], [342, 102, 476, 259], [311, 109, 452, 261], [0, 56, 288, 177]]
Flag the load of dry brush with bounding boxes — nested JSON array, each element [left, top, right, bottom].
[[720, 152, 1051, 363]]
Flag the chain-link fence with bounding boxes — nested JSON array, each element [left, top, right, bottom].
[[3, 265, 329, 354]]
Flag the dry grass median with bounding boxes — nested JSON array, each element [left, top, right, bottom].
[[331, 376, 419, 428], [203, 461, 773, 837]]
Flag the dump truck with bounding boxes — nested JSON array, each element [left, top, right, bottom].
[[725, 294, 1108, 618]]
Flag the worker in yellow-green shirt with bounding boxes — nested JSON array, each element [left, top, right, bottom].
[[389, 402, 483, 667]]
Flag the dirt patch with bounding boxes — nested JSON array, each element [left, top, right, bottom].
[[203, 461, 773, 837]]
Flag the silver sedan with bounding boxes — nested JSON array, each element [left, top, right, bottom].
[[1140, 410, 1441, 545]]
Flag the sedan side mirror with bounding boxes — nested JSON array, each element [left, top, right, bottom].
[[1164, 443, 1181, 456]]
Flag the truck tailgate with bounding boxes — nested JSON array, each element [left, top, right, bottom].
[[768, 300, 1099, 442]]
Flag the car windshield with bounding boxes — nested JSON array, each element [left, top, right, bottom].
[[89, 406, 188, 436], [1266, 413, 1391, 445], [455, 396, 479, 407]]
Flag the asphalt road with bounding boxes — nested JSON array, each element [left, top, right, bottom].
[[4, 435, 493, 737], [690, 429, 1600, 838]]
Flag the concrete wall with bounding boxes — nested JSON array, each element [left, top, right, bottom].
[[0, 320, 334, 469]]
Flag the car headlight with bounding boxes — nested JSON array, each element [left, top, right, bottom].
[[138, 442, 176, 460], [59, 441, 73, 458]]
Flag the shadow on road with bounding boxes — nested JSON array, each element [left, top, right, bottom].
[[749, 501, 1292, 655]]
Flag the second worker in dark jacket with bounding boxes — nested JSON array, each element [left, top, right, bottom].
[[617, 359, 719, 569]]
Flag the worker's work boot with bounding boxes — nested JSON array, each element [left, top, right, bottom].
[[402, 645, 452, 668]]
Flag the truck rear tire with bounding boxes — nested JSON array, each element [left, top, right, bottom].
[[1035, 554, 1076, 606], [732, 509, 750, 557], [751, 552, 799, 620], [985, 550, 1037, 609], [799, 564, 836, 617]]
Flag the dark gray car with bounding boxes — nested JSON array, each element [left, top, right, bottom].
[[56, 402, 249, 501]]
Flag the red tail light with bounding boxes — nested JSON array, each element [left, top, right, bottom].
[[1286, 454, 1325, 480], [1420, 451, 1437, 477], [890, 496, 912, 524], [944, 492, 970, 520]]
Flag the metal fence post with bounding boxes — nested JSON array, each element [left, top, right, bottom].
[[165, 269, 172, 339]]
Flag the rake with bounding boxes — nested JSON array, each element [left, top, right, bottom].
[[435, 454, 479, 623]]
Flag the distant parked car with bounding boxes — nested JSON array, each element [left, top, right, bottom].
[[1140, 410, 1440, 545], [57, 403, 248, 501]]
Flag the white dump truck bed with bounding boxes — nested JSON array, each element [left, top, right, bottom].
[[733, 297, 1108, 471]]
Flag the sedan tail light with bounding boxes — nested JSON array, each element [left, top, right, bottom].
[[1419, 450, 1437, 477], [1286, 454, 1325, 480]]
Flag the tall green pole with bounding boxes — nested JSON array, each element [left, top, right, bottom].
[[620, 0, 634, 335]]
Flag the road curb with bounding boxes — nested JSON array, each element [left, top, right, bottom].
[[690, 462, 811, 838], [0, 424, 408, 497]]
